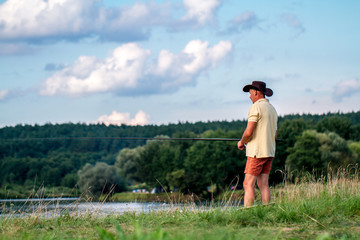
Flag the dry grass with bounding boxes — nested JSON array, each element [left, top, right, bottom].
[[274, 165, 360, 203]]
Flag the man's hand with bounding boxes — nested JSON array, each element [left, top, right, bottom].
[[237, 140, 245, 150], [237, 121, 256, 151]]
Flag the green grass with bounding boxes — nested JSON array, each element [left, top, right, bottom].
[[110, 192, 175, 203], [0, 184, 79, 199], [1, 172, 360, 239], [109, 192, 204, 203]]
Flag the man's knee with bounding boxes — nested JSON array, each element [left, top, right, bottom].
[[257, 174, 269, 190], [257, 180, 268, 190], [243, 180, 251, 190], [243, 174, 256, 190]]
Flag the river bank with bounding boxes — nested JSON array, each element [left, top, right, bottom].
[[1, 183, 244, 204], [0, 185, 79, 199], [1, 189, 359, 239], [1, 175, 359, 239]]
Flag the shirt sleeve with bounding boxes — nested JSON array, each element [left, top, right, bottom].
[[248, 104, 259, 122]]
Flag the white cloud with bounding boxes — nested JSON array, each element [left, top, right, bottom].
[[0, 0, 98, 41], [97, 110, 150, 126], [0, 89, 9, 100], [168, 0, 222, 31], [40, 40, 232, 96], [0, 0, 222, 43], [181, 0, 222, 26], [40, 43, 150, 96], [0, 0, 167, 42], [183, 40, 232, 73], [333, 78, 360, 102]]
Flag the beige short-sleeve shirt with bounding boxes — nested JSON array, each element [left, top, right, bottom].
[[246, 98, 278, 158]]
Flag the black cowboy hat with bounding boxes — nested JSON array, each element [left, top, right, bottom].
[[243, 81, 273, 97]]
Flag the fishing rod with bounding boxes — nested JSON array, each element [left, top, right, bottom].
[[0, 136, 284, 142]]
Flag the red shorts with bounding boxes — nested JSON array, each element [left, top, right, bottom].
[[244, 156, 274, 176]]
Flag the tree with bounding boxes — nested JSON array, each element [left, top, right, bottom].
[[135, 136, 183, 188], [273, 119, 309, 183], [349, 124, 360, 141], [316, 116, 352, 139], [61, 173, 78, 188], [77, 162, 126, 196], [286, 130, 354, 174], [286, 130, 323, 173], [166, 169, 186, 192], [183, 129, 245, 195], [317, 131, 353, 170], [348, 141, 360, 164], [1, 111, 360, 192], [115, 147, 144, 185]]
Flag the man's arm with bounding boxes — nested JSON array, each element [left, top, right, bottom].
[[237, 121, 257, 150]]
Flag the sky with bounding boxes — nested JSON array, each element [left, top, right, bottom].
[[0, 0, 360, 127]]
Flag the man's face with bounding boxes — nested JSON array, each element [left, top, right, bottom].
[[249, 89, 257, 103]]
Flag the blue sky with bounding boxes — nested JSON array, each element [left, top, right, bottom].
[[1, 0, 359, 127]]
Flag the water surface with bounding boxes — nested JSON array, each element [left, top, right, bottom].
[[0, 198, 189, 218]]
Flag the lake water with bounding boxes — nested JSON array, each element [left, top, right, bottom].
[[0, 198, 204, 218]]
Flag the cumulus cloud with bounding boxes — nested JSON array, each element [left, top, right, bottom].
[[0, 0, 168, 43], [174, 0, 222, 29], [0, 0, 221, 43], [0, 0, 99, 41], [280, 13, 305, 36], [39, 40, 232, 96], [333, 78, 360, 102], [96, 110, 150, 126], [221, 11, 260, 34]]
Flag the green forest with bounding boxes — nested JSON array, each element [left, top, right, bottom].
[[1, 111, 360, 199]]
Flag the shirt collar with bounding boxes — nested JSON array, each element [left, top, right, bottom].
[[254, 98, 268, 104]]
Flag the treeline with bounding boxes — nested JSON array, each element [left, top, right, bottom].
[[0, 120, 247, 157], [1, 111, 360, 197]]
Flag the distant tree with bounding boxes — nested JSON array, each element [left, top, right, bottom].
[[348, 141, 360, 164], [277, 119, 310, 148], [0, 157, 29, 185], [273, 119, 310, 183], [349, 124, 360, 141], [286, 130, 354, 174], [166, 169, 186, 192], [61, 173, 78, 188], [183, 129, 245, 195], [1, 111, 360, 191], [115, 147, 144, 185], [135, 136, 182, 188], [318, 131, 353, 170], [77, 162, 126, 196], [316, 116, 352, 139], [183, 141, 215, 194]]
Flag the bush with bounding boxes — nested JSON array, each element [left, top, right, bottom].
[[77, 162, 126, 196]]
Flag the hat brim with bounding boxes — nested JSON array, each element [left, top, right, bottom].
[[243, 85, 255, 92], [264, 88, 273, 97], [243, 85, 273, 97]]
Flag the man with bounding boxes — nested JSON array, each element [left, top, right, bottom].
[[237, 81, 278, 207]]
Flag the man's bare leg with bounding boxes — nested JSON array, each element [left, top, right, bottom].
[[257, 173, 270, 204], [243, 174, 257, 207]]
